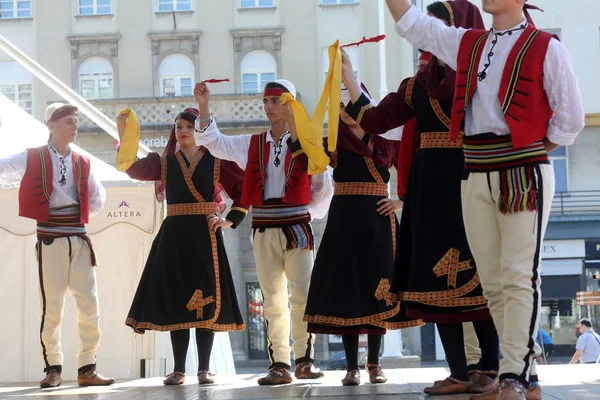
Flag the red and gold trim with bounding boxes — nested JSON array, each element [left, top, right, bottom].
[[464, 33, 489, 108], [304, 302, 400, 327], [442, 1, 455, 27], [405, 76, 416, 109], [176, 150, 206, 203], [167, 202, 217, 217], [125, 318, 246, 333], [334, 182, 388, 197], [420, 132, 464, 149], [501, 29, 539, 114], [160, 156, 167, 188], [230, 207, 249, 215], [356, 103, 373, 125], [37, 147, 51, 203]]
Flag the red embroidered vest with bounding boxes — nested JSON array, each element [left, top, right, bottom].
[[19, 146, 91, 223], [450, 26, 556, 148], [241, 133, 311, 206]]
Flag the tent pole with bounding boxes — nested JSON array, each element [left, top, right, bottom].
[[0, 34, 149, 158]]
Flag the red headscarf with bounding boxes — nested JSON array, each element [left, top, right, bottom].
[[523, 0, 543, 29], [338, 84, 395, 169], [417, 0, 485, 100], [154, 108, 200, 202]]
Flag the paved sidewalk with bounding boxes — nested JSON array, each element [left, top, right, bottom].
[[0, 365, 598, 399]]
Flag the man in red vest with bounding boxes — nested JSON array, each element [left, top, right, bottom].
[[193, 80, 332, 385], [384, 1, 585, 399], [0, 103, 114, 388]]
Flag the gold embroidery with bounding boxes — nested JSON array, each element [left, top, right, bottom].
[[420, 132, 464, 149], [213, 158, 221, 187], [126, 317, 246, 333], [375, 319, 425, 330], [356, 103, 373, 125], [363, 141, 385, 185], [160, 156, 167, 188], [405, 76, 416, 109], [400, 274, 482, 302], [167, 202, 217, 217], [186, 290, 215, 319], [230, 207, 249, 214], [432, 248, 473, 289], [304, 302, 400, 327], [421, 296, 488, 307], [334, 182, 388, 196], [375, 279, 395, 306], [443, 1, 455, 27], [176, 150, 206, 203], [390, 214, 397, 262]]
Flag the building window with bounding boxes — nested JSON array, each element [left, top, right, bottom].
[[78, 0, 111, 15], [241, 50, 276, 94], [321, 0, 357, 4], [159, 53, 195, 97], [0, 0, 31, 18], [0, 83, 32, 114], [78, 57, 114, 100], [240, 0, 273, 8], [158, 0, 191, 12], [550, 146, 568, 193]]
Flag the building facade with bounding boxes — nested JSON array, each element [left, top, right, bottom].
[[1, 0, 599, 364]]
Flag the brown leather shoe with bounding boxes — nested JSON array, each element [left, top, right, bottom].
[[342, 369, 361, 386], [525, 383, 542, 400], [294, 362, 325, 379], [197, 370, 215, 384], [257, 367, 293, 385], [163, 371, 185, 385], [424, 376, 472, 395], [40, 371, 63, 388], [365, 364, 387, 384], [77, 369, 116, 386], [470, 371, 499, 394]]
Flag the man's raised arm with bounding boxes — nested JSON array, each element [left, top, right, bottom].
[[386, 1, 468, 71], [385, 0, 412, 23]]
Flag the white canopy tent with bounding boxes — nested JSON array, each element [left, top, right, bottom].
[[0, 94, 235, 382]]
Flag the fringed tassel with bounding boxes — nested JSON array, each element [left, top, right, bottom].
[[498, 166, 539, 214], [282, 222, 314, 251], [342, 34, 386, 48]]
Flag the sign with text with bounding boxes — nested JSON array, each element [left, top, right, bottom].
[[541, 240, 585, 259]]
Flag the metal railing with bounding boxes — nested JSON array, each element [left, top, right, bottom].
[[551, 191, 600, 216]]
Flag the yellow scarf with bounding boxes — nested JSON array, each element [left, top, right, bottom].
[[116, 108, 140, 172], [281, 41, 342, 175]]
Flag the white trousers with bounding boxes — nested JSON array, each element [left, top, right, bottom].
[[36, 236, 100, 370], [461, 164, 554, 384], [253, 228, 315, 368]]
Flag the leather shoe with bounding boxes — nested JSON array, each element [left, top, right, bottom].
[[470, 371, 499, 394], [342, 369, 361, 386], [295, 362, 325, 379], [257, 367, 293, 385], [77, 369, 115, 386], [163, 371, 185, 385], [197, 370, 215, 384], [424, 376, 472, 395], [40, 371, 62, 388], [365, 364, 387, 384]]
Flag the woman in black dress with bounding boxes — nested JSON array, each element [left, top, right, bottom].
[[116, 108, 248, 385], [343, 2, 500, 397], [303, 85, 423, 386]]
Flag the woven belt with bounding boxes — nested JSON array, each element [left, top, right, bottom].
[[334, 182, 388, 196], [463, 134, 548, 172], [167, 202, 216, 216], [420, 132, 463, 149]]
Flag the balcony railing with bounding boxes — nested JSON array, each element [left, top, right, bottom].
[[74, 94, 268, 130], [551, 191, 600, 216]]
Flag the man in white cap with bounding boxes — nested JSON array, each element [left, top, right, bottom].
[[193, 80, 332, 385], [0, 103, 113, 388]]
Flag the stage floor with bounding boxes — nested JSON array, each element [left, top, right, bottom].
[[1, 365, 598, 399]]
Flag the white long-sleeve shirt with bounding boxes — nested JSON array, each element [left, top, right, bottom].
[[0, 146, 106, 217], [396, 6, 585, 146], [195, 118, 333, 219]]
